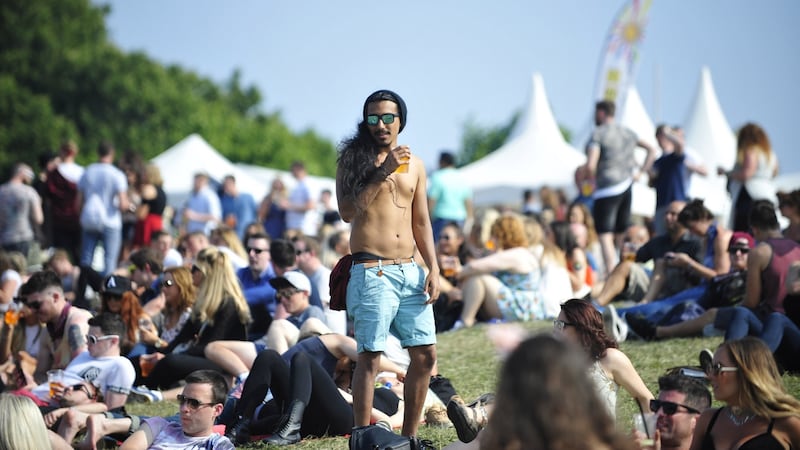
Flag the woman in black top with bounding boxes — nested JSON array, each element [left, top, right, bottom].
[[691, 337, 800, 450], [142, 247, 251, 389]]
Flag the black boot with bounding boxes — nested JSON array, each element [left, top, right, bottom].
[[263, 400, 306, 445], [224, 415, 251, 445]]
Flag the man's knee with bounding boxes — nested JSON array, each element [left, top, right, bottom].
[[409, 345, 437, 371]]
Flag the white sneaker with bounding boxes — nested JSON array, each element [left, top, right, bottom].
[[450, 320, 465, 332], [128, 385, 163, 403]]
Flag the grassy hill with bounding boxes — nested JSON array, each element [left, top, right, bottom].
[[125, 320, 800, 449]]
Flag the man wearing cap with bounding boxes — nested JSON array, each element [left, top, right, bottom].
[[22, 270, 93, 385], [0, 162, 44, 258], [263, 271, 327, 354], [337, 89, 439, 437]]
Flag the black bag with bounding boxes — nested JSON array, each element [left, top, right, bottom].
[[349, 424, 435, 449], [349, 424, 413, 450], [701, 270, 747, 309]]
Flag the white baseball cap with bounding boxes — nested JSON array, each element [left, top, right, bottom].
[[268, 271, 311, 293]]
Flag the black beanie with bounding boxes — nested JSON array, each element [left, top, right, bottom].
[[363, 89, 407, 133]]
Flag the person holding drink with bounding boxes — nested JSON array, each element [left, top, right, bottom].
[[336, 89, 439, 438]]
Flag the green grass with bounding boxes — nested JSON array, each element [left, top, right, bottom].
[[123, 321, 800, 449]]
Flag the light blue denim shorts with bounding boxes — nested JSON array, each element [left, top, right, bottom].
[[346, 261, 436, 353]]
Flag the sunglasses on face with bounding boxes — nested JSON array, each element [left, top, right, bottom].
[[177, 394, 216, 410], [247, 247, 268, 255], [650, 399, 700, 415], [70, 383, 95, 398], [277, 288, 301, 300], [86, 334, 118, 345], [25, 300, 43, 310], [728, 247, 749, 255], [553, 319, 574, 331], [706, 362, 739, 376], [103, 294, 122, 301], [295, 249, 308, 256], [160, 279, 175, 288], [366, 113, 400, 126]]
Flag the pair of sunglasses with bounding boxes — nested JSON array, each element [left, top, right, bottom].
[[69, 383, 95, 398], [650, 399, 700, 416], [247, 247, 268, 254], [86, 334, 118, 345], [160, 279, 175, 288], [176, 394, 217, 410], [366, 113, 400, 126], [277, 288, 301, 300]]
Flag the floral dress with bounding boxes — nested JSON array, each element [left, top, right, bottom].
[[494, 269, 545, 321]]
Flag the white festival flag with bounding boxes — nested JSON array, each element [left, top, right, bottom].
[[594, 0, 653, 109]]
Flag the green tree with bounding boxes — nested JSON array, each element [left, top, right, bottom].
[[0, 0, 337, 177]]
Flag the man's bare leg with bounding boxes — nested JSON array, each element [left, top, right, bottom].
[[593, 260, 633, 306], [353, 351, 381, 427], [77, 415, 132, 450], [403, 344, 436, 437], [656, 308, 718, 339], [598, 232, 618, 279]]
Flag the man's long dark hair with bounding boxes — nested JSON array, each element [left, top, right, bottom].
[[337, 121, 380, 203]]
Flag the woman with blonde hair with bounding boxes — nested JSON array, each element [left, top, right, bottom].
[[691, 337, 800, 449], [0, 393, 56, 450], [140, 247, 250, 390], [720, 122, 779, 232], [452, 214, 544, 329], [524, 217, 571, 319], [210, 225, 248, 261]]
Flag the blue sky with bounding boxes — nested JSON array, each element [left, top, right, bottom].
[[97, 1, 800, 173]]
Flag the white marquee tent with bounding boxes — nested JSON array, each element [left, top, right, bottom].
[[151, 134, 338, 213], [683, 67, 735, 218], [458, 73, 586, 206], [619, 85, 658, 217]]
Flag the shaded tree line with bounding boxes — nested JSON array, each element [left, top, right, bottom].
[[0, 0, 337, 177]]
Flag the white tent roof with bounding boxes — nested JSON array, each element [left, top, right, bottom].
[[683, 67, 735, 218], [151, 134, 269, 208], [685, 67, 736, 172], [619, 85, 658, 218], [459, 73, 586, 206], [234, 163, 337, 207]]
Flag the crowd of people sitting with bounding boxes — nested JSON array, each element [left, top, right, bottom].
[[1, 122, 799, 448]]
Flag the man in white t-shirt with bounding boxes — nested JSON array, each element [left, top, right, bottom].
[[119, 370, 234, 449], [31, 312, 134, 410]]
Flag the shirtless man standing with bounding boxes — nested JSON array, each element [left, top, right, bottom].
[[337, 89, 439, 438]]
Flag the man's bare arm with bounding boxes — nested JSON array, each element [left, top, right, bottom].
[[410, 158, 439, 301]]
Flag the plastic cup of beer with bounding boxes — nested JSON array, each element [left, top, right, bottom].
[[140, 355, 156, 378], [442, 256, 457, 278], [394, 156, 410, 174], [47, 369, 64, 398], [634, 412, 657, 446], [623, 242, 638, 262], [4, 308, 20, 326]]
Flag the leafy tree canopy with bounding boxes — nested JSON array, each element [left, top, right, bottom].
[[0, 0, 337, 178]]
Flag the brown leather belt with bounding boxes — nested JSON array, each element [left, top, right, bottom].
[[355, 257, 414, 269]]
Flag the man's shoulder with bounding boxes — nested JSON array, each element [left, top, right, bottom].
[[67, 306, 93, 324]]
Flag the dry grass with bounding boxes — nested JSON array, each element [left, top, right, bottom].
[[122, 321, 800, 449]]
